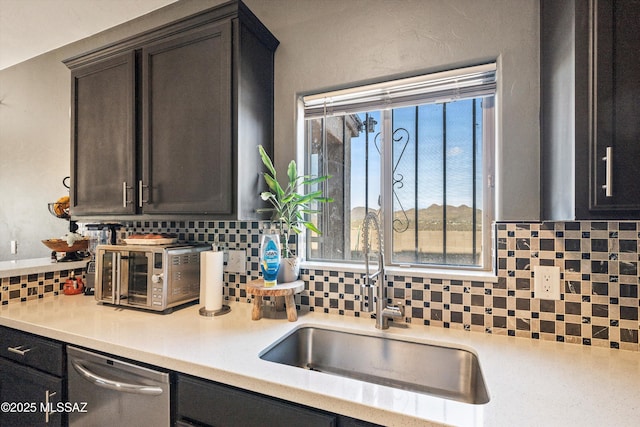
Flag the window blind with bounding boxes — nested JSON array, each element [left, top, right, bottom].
[[303, 62, 496, 118]]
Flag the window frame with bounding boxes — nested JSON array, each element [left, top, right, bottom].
[[300, 64, 497, 273], [379, 97, 496, 272]]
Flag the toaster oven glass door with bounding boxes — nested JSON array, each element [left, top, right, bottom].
[[98, 251, 117, 304], [120, 251, 152, 307], [98, 250, 154, 308]]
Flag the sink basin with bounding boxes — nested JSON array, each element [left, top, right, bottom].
[[259, 326, 489, 404]]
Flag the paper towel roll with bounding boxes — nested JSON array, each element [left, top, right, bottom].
[[200, 251, 224, 311]]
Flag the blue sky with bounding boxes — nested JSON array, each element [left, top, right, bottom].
[[349, 98, 483, 211]]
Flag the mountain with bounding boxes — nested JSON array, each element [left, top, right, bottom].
[[350, 204, 481, 231]]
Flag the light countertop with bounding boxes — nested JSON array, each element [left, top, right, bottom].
[[0, 295, 638, 426], [0, 257, 88, 279]]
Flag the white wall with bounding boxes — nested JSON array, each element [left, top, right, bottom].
[[0, 0, 540, 261], [252, 0, 540, 222]]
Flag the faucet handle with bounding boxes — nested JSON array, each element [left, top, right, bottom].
[[377, 302, 405, 329], [385, 302, 405, 317]]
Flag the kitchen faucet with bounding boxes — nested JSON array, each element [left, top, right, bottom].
[[360, 212, 404, 329]]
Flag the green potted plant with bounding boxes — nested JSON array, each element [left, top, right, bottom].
[[257, 145, 333, 282]]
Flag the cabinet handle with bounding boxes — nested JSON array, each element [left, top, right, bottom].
[[138, 180, 149, 208], [7, 345, 31, 356], [601, 146, 613, 197], [122, 182, 133, 207], [44, 390, 56, 423]]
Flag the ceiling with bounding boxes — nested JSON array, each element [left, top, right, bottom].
[[0, 0, 179, 70]]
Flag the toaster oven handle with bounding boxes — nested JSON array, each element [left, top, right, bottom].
[[115, 252, 122, 305]]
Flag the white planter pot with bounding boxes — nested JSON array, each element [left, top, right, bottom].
[[278, 257, 300, 283]]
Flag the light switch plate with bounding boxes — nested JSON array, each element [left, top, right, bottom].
[[225, 249, 246, 273], [534, 265, 561, 300]]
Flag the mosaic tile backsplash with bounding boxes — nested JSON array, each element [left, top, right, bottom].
[[3, 220, 639, 353], [1, 268, 84, 303]]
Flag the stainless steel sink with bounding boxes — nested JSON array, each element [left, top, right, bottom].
[[259, 326, 489, 404]]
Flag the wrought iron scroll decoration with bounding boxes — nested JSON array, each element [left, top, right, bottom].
[[374, 127, 411, 233]]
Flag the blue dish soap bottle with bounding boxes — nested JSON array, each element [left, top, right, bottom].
[[260, 230, 281, 287]]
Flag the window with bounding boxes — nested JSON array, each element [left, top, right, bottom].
[[303, 63, 496, 270]]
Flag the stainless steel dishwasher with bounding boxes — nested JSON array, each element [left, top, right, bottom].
[[67, 346, 170, 426]]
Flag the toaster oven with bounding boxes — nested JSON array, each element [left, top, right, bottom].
[[95, 243, 210, 313]]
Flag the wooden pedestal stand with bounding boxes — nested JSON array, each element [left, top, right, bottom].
[[246, 279, 304, 321]]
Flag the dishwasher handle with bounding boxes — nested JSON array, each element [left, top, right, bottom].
[[70, 359, 164, 396]]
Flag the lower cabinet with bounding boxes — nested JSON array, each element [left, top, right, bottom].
[[176, 374, 381, 427], [0, 359, 64, 426], [0, 327, 65, 426]]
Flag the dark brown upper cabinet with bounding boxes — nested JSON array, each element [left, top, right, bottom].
[[65, 0, 278, 219], [541, 0, 640, 220], [69, 52, 136, 215]]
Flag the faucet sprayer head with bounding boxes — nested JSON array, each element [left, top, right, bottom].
[[362, 211, 383, 257]]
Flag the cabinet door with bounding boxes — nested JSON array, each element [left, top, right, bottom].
[[591, 0, 640, 211], [70, 52, 136, 215], [141, 22, 233, 215], [0, 326, 64, 376], [0, 359, 63, 426], [177, 375, 336, 427]]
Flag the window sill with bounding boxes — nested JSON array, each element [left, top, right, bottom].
[[301, 261, 498, 283]]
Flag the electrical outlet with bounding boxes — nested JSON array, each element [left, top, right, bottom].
[[534, 265, 561, 300], [225, 249, 246, 273], [10, 240, 17, 255]]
